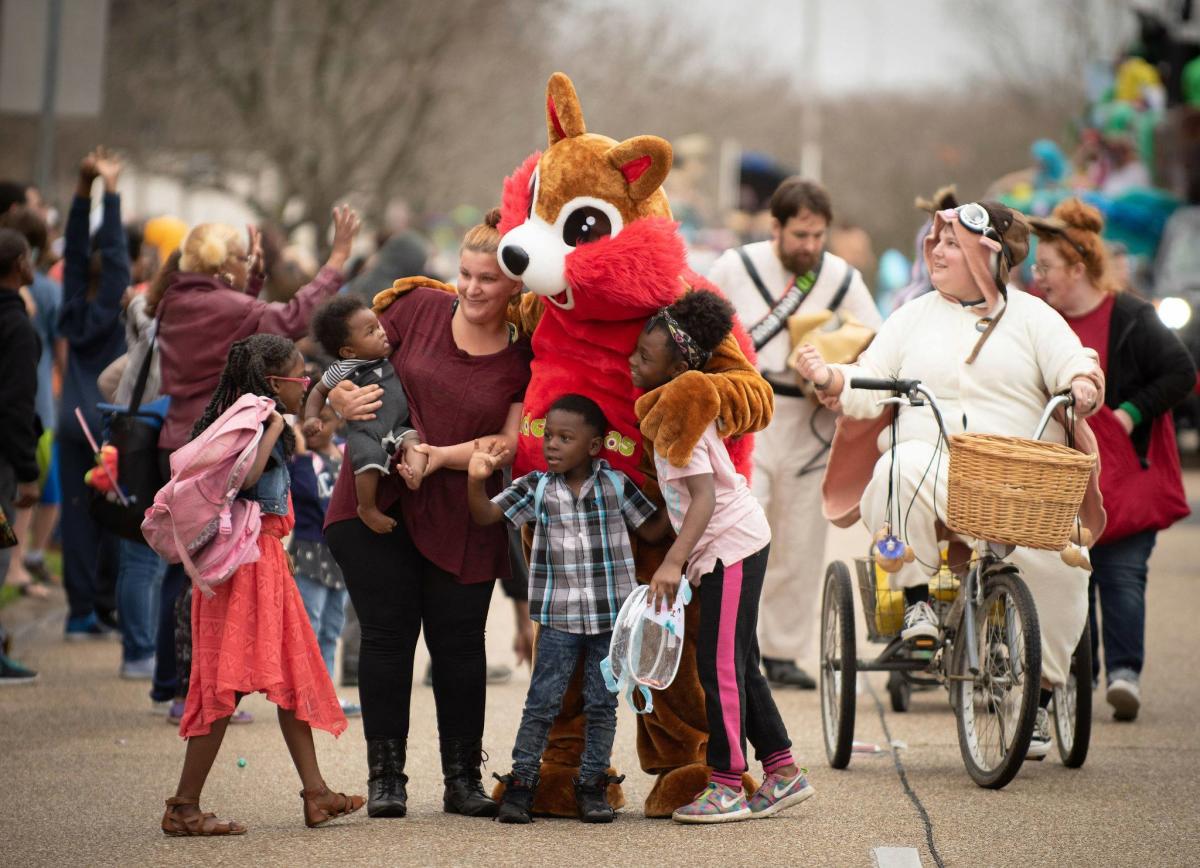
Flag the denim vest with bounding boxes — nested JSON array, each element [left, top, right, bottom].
[[239, 440, 290, 515]]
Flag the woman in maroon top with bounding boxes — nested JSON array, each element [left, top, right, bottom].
[[324, 210, 532, 820], [1033, 199, 1195, 723]]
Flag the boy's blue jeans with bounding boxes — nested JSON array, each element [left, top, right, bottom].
[[294, 574, 348, 683], [511, 625, 617, 784]]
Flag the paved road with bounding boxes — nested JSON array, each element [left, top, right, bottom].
[[4, 478, 1200, 866]]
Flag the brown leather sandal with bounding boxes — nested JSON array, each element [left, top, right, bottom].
[[161, 796, 247, 836], [301, 785, 365, 828]]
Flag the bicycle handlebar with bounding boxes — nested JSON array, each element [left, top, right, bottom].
[[848, 377, 922, 393]]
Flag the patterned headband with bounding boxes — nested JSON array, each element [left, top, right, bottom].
[[654, 308, 710, 370]]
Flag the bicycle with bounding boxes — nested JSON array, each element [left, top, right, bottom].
[[819, 377, 1093, 789]]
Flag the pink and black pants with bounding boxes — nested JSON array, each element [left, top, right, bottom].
[[696, 545, 795, 789]]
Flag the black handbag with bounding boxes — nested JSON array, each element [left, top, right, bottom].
[[89, 319, 169, 544]]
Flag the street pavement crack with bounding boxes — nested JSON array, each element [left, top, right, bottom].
[[866, 679, 945, 868]]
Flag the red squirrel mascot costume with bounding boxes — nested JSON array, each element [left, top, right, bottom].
[[491, 72, 773, 817]]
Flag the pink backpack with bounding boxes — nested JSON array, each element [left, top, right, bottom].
[[141, 394, 276, 597]]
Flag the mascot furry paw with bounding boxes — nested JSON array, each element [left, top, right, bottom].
[[491, 72, 772, 818]]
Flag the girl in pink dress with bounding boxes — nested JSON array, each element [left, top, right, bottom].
[[161, 333, 362, 837]]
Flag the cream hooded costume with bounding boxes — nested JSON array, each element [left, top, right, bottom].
[[821, 205, 1105, 686]]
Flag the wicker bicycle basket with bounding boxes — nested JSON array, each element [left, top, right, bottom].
[[946, 433, 1096, 550]]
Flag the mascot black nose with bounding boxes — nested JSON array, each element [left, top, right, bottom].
[[501, 245, 529, 276]]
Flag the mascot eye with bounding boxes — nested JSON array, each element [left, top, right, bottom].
[[562, 207, 612, 247], [527, 174, 536, 219]]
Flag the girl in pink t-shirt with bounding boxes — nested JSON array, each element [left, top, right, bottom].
[[629, 290, 814, 825]]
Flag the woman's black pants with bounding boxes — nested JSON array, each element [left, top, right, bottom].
[[326, 502, 494, 742]]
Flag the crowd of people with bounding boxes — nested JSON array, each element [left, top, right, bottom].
[[0, 134, 1194, 835]]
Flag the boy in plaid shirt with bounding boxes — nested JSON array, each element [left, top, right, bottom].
[[466, 393, 667, 824]]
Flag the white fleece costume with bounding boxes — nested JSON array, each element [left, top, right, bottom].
[[710, 244, 881, 664], [831, 288, 1099, 686]]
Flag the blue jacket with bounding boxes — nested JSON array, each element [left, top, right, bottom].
[[240, 439, 291, 516], [57, 193, 128, 444]]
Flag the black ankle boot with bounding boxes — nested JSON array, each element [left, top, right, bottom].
[[366, 737, 408, 818], [494, 772, 537, 824], [440, 736, 498, 817], [574, 772, 622, 823]]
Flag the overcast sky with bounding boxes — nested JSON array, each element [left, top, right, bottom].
[[584, 0, 1141, 95]]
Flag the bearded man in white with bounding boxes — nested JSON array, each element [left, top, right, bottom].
[[709, 178, 881, 688]]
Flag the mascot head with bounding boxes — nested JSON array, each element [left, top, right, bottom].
[[498, 73, 684, 320]]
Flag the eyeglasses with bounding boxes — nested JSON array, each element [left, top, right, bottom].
[[267, 375, 312, 390], [1031, 263, 1062, 278]]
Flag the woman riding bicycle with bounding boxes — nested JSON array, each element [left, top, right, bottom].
[[794, 201, 1105, 759]]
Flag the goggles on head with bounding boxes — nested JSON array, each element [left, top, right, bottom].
[[949, 202, 1013, 273], [955, 203, 1000, 242]]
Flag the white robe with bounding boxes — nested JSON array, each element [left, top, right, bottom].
[[831, 288, 1099, 686]]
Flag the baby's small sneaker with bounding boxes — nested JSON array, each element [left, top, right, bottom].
[[748, 768, 815, 819], [672, 783, 751, 824]]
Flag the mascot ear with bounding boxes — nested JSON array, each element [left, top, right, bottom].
[[546, 72, 586, 145], [606, 135, 673, 201]]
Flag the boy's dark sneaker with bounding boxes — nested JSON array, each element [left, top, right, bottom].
[[494, 773, 536, 824], [0, 654, 39, 685], [574, 773, 622, 823]]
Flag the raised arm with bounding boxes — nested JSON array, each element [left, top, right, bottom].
[[62, 152, 99, 305], [302, 380, 331, 433], [465, 442, 512, 526], [254, 206, 360, 337]]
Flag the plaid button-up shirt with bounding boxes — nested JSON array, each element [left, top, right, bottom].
[[493, 460, 656, 635]]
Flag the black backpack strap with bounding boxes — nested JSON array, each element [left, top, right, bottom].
[[737, 247, 774, 307], [127, 307, 162, 414], [827, 263, 858, 314]]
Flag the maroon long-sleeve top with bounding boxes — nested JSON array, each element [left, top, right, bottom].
[[156, 265, 344, 450], [324, 286, 533, 583]]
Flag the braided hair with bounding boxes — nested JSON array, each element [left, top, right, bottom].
[[191, 333, 298, 458], [648, 289, 735, 369]]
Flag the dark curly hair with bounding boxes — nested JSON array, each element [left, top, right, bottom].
[[650, 289, 735, 362], [311, 293, 368, 359], [191, 333, 298, 459], [548, 393, 609, 439]]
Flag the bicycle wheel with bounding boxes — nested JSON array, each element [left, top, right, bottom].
[[1054, 619, 1092, 768], [888, 671, 911, 712], [953, 567, 1041, 789], [821, 561, 856, 769]]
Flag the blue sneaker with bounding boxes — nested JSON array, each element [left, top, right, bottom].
[[65, 614, 118, 642], [339, 698, 362, 717], [748, 768, 815, 818], [671, 782, 751, 824]]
